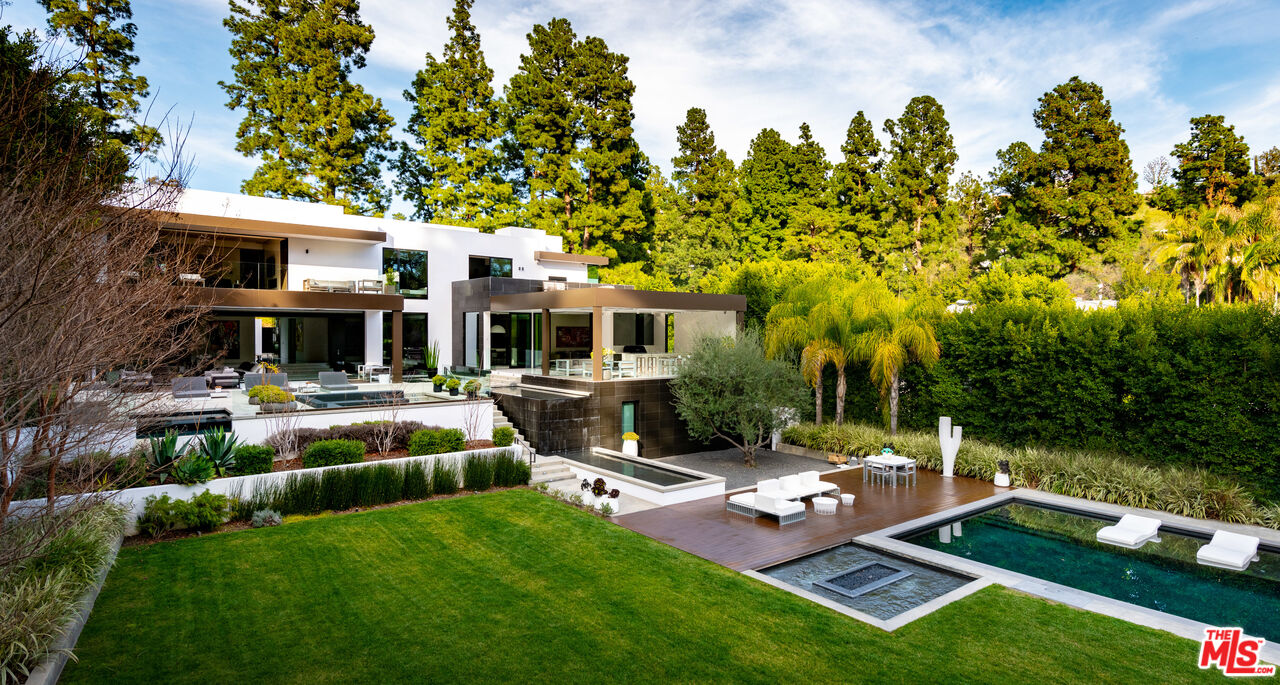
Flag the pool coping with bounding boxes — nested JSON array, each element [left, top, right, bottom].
[[562, 447, 725, 493], [856, 488, 1280, 664]]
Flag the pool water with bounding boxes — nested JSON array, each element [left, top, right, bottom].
[[296, 390, 405, 409], [903, 503, 1280, 641], [761, 544, 972, 620], [561, 449, 701, 487]]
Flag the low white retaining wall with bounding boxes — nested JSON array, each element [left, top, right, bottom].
[[12, 446, 515, 535]]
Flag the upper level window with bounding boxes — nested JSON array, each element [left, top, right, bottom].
[[383, 248, 428, 298], [587, 265, 600, 283], [469, 256, 513, 279]]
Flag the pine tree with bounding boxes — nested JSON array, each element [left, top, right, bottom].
[[395, 0, 515, 230], [738, 128, 795, 260], [830, 111, 885, 261], [1172, 114, 1252, 208], [882, 95, 957, 271], [39, 0, 160, 155], [504, 18, 647, 257], [221, 0, 395, 216], [785, 123, 838, 260], [652, 107, 740, 284], [1026, 76, 1138, 254]]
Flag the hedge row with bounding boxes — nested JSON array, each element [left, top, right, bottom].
[[408, 428, 466, 456], [230, 450, 530, 518], [782, 422, 1280, 529], [810, 301, 1280, 496], [266, 421, 435, 456]]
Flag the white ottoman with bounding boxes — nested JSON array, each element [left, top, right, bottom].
[[812, 496, 838, 515], [840, 493, 856, 506]]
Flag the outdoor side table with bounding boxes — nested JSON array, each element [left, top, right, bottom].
[[840, 493, 856, 506], [812, 496, 838, 515]]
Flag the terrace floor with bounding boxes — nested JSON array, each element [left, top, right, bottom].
[[616, 466, 1007, 571]]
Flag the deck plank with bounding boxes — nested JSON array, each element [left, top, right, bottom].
[[616, 468, 1004, 571]]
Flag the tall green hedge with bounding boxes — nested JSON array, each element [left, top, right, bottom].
[[871, 301, 1280, 495]]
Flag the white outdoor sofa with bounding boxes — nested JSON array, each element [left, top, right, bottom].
[[768, 472, 840, 500], [726, 492, 805, 525], [1197, 530, 1262, 571], [1096, 514, 1162, 549]]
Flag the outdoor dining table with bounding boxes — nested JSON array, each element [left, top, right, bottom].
[[863, 454, 917, 487]]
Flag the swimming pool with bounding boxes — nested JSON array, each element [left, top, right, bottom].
[[901, 502, 1280, 641], [296, 390, 406, 409]]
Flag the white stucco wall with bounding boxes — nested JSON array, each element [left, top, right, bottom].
[[172, 189, 594, 369]]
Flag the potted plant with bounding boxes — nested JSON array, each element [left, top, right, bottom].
[[431, 374, 446, 392], [446, 377, 461, 396], [995, 459, 1011, 487], [601, 347, 615, 379], [600, 487, 622, 515], [254, 384, 295, 412], [622, 431, 639, 457], [424, 340, 440, 378], [464, 378, 481, 399], [384, 267, 398, 294], [589, 478, 610, 511], [579, 478, 595, 508]]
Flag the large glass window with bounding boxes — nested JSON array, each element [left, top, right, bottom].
[[468, 255, 513, 279], [384, 313, 429, 374], [383, 248, 429, 298]]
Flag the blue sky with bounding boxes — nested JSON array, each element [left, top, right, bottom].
[[6, 0, 1280, 214]]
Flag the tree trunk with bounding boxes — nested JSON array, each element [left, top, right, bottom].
[[888, 371, 900, 436], [912, 216, 923, 272], [814, 378, 823, 426], [834, 367, 847, 425], [742, 443, 756, 468]]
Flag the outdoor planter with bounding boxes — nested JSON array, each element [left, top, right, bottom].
[[432, 382, 443, 392], [995, 459, 1011, 487], [426, 367, 438, 378], [598, 496, 621, 514], [466, 390, 478, 399], [622, 439, 638, 457], [248, 396, 261, 405], [260, 402, 293, 413], [449, 388, 459, 396]]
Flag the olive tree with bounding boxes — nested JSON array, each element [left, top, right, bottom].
[[670, 330, 807, 467]]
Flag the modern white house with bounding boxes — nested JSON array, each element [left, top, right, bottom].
[[163, 189, 600, 379], [159, 190, 744, 457]]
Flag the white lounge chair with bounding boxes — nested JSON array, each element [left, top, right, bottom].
[[1197, 530, 1262, 571], [1096, 514, 1162, 549], [797, 470, 840, 498], [756, 478, 789, 500], [753, 493, 805, 525], [726, 492, 758, 517]]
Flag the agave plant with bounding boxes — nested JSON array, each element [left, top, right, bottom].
[[169, 454, 215, 486], [199, 428, 240, 477], [147, 430, 181, 483]]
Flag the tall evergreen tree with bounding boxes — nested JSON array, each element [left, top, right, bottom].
[[395, 0, 515, 230], [738, 127, 796, 260], [1172, 114, 1252, 209], [830, 111, 884, 257], [39, 0, 160, 154], [653, 107, 739, 284], [882, 95, 957, 271], [220, 0, 395, 216], [1026, 77, 1138, 251], [504, 18, 647, 257], [785, 123, 838, 260]]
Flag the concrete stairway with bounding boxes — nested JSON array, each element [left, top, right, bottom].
[[530, 456, 575, 485], [492, 405, 532, 449]]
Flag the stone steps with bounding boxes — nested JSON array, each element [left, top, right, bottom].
[[530, 457, 573, 485]]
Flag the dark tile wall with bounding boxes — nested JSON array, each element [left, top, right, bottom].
[[449, 278, 547, 369], [498, 375, 715, 458]]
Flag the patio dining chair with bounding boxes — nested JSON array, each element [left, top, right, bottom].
[[865, 460, 892, 486]]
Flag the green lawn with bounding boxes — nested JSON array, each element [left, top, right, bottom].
[[65, 489, 1220, 683]]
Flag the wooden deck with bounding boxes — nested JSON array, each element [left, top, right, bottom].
[[616, 467, 1006, 571]]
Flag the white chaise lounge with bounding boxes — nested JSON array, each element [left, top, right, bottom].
[[1197, 530, 1262, 571], [753, 493, 806, 525], [797, 471, 840, 498], [1096, 514, 1162, 549], [726, 492, 758, 517]]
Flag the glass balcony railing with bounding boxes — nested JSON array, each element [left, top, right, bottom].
[[177, 261, 286, 290]]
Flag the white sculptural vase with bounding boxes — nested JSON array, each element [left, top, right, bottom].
[[939, 416, 962, 478]]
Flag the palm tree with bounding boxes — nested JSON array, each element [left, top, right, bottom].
[[765, 278, 851, 424], [848, 283, 943, 435], [1152, 213, 1218, 306]]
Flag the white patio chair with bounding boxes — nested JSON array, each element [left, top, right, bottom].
[[1096, 514, 1162, 549], [1197, 530, 1262, 571]]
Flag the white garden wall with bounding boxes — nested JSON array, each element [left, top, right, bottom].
[[224, 399, 494, 446]]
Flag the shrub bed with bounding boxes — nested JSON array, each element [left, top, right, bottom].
[[233, 445, 275, 475], [268, 421, 435, 457], [302, 440, 365, 469], [229, 450, 521, 518], [492, 426, 515, 447], [408, 428, 466, 456], [1, 502, 127, 682], [782, 422, 1280, 529]]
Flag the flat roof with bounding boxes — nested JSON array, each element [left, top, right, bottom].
[[534, 251, 609, 266], [490, 288, 745, 312], [156, 210, 388, 243]]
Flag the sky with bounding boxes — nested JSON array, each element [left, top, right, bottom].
[[6, 0, 1280, 215]]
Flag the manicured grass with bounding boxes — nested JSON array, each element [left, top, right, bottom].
[[64, 490, 1220, 683]]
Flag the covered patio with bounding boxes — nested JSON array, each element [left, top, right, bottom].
[[488, 288, 746, 381]]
